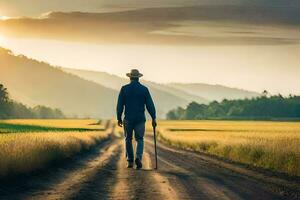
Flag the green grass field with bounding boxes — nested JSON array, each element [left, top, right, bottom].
[[154, 120, 300, 177], [0, 120, 109, 178], [0, 119, 105, 133]]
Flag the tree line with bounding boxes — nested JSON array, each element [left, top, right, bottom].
[[166, 94, 300, 120], [0, 83, 65, 119]]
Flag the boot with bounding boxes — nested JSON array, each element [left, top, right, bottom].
[[127, 161, 133, 168], [135, 158, 142, 169]]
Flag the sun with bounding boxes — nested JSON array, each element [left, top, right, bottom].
[[0, 16, 10, 20], [0, 34, 6, 45]]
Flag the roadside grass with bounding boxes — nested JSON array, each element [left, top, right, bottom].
[[0, 119, 104, 129], [0, 119, 109, 178], [0, 119, 105, 133], [154, 120, 300, 177]]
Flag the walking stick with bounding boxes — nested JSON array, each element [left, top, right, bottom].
[[153, 126, 158, 170]]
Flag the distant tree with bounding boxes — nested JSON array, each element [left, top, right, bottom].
[[176, 107, 186, 120], [166, 107, 185, 120], [0, 84, 9, 102], [166, 95, 300, 120], [33, 105, 65, 119], [166, 109, 178, 120], [227, 105, 243, 116], [9, 102, 35, 119], [53, 109, 65, 119], [262, 90, 269, 96], [0, 83, 65, 119], [0, 83, 10, 118], [185, 102, 200, 119]]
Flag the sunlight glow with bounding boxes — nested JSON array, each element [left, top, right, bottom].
[[0, 16, 10, 20], [0, 35, 6, 44], [1, 37, 300, 95]]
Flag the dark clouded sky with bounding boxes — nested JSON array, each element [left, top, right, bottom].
[[0, 0, 300, 95], [1, 0, 300, 17]]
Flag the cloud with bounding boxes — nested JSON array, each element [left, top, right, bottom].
[[1, 0, 300, 17], [0, 5, 300, 46]]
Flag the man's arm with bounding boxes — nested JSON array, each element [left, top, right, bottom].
[[116, 87, 125, 127], [145, 88, 157, 127]]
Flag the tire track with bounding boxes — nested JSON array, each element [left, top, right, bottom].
[[148, 151, 243, 200], [68, 142, 121, 200], [144, 152, 179, 200], [28, 140, 121, 200], [1, 135, 298, 200], [110, 143, 168, 200], [145, 137, 298, 200]]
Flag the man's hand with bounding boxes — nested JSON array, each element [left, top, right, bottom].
[[152, 119, 157, 128], [118, 120, 123, 127]]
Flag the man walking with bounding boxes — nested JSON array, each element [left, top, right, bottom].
[[117, 69, 157, 169]]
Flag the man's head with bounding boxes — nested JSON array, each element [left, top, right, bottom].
[[126, 69, 143, 81]]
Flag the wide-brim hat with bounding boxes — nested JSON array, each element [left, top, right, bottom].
[[126, 69, 143, 78]]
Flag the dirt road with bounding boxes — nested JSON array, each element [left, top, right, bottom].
[[0, 135, 299, 200]]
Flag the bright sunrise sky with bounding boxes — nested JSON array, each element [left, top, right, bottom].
[[0, 0, 300, 95]]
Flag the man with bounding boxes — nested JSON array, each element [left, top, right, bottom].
[[117, 69, 157, 169]]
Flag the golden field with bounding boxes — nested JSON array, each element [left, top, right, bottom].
[[0, 120, 109, 177], [153, 120, 300, 176]]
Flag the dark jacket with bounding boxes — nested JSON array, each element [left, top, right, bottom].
[[117, 80, 156, 123]]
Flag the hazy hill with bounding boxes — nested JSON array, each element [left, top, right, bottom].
[[63, 68, 258, 104], [0, 48, 118, 118], [168, 83, 260, 102], [62, 68, 207, 116], [0, 47, 260, 118], [0, 48, 200, 118], [62, 68, 127, 91]]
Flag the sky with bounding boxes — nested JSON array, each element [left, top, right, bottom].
[[0, 0, 300, 95], [0, 0, 276, 17], [1, 0, 300, 17]]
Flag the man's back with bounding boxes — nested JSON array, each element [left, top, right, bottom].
[[117, 80, 156, 123], [116, 69, 156, 169]]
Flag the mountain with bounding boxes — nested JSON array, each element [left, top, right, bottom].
[[0, 48, 118, 118], [0, 48, 202, 118], [62, 68, 208, 115], [62, 68, 127, 90], [63, 68, 259, 105], [168, 83, 260, 102], [0, 47, 260, 118]]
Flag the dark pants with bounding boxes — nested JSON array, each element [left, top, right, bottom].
[[124, 121, 145, 162]]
